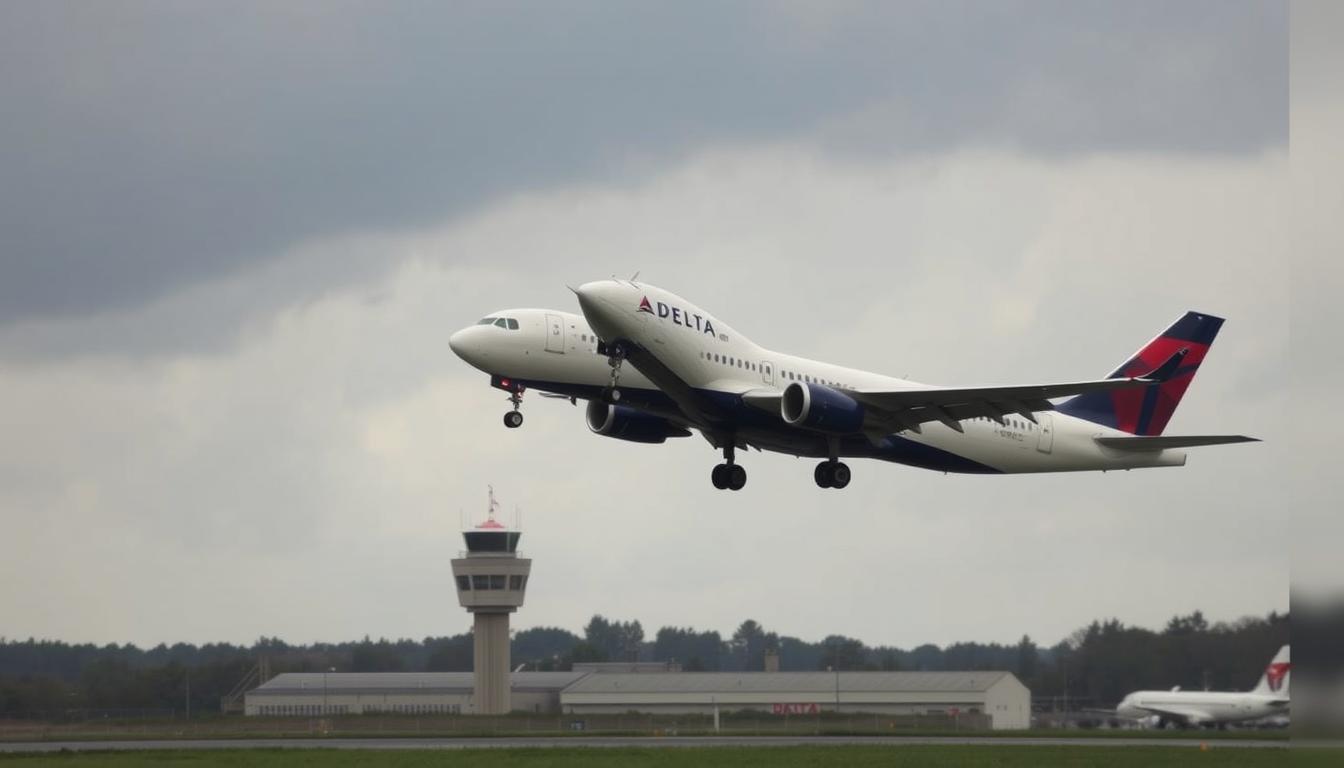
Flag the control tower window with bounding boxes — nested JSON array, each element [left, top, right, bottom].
[[471, 575, 490, 590], [476, 317, 497, 325], [509, 575, 524, 590], [456, 576, 470, 591], [488, 575, 506, 590]]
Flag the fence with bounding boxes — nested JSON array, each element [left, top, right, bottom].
[[0, 711, 992, 741]]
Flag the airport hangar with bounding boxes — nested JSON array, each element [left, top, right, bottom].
[[244, 666, 1030, 729]]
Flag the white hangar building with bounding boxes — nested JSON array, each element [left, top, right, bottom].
[[245, 670, 1029, 729], [245, 671, 588, 716], [560, 671, 1030, 730]]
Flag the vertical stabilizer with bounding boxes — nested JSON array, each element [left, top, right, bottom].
[[1057, 311, 1224, 435], [1251, 645, 1291, 697]]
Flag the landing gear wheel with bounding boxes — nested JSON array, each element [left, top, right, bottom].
[[727, 464, 747, 491], [830, 462, 851, 489], [503, 411, 524, 429], [711, 464, 729, 490], [814, 462, 833, 488]]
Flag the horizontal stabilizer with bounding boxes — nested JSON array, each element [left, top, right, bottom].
[[1094, 435, 1260, 451]]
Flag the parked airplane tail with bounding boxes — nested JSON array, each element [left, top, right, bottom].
[[1057, 311, 1224, 436], [1251, 646, 1291, 697]]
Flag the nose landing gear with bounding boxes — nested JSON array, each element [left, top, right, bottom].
[[491, 376, 527, 428], [502, 384, 525, 429], [602, 344, 627, 404]]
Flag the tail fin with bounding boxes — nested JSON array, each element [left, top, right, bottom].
[[1251, 646, 1290, 697], [1056, 311, 1224, 436]]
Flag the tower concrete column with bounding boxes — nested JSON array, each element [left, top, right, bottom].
[[473, 612, 512, 713], [451, 487, 531, 715]]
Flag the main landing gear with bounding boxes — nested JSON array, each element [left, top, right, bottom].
[[814, 461, 851, 489], [814, 437, 850, 489], [711, 444, 747, 491]]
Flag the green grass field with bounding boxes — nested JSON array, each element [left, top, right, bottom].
[[0, 746, 1321, 768]]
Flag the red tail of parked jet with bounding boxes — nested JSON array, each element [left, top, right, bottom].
[[1057, 312, 1224, 436]]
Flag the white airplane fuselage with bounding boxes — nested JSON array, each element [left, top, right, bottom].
[[448, 280, 1207, 480], [1112, 646, 1291, 728], [1115, 690, 1287, 727]]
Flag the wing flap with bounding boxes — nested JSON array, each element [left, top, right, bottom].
[[1095, 435, 1260, 451]]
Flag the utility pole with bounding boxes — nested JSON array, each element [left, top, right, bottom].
[[324, 667, 334, 715]]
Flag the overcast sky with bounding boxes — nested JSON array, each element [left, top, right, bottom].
[[0, 1, 1304, 650]]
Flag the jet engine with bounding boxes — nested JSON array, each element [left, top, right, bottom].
[[586, 400, 689, 444], [781, 382, 865, 433]]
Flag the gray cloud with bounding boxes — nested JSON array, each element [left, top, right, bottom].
[[1, 0, 1284, 335], [0, 146, 1290, 646]]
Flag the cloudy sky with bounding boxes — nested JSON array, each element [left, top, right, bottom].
[[0, 1, 1304, 650]]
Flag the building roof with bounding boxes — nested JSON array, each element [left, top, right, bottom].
[[561, 671, 1011, 695], [250, 671, 588, 696]]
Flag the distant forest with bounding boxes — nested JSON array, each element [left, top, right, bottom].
[[0, 610, 1286, 717]]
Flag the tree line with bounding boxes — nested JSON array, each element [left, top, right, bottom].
[[0, 610, 1286, 716]]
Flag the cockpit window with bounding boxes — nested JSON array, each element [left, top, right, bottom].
[[477, 317, 497, 325], [494, 318, 508, 328], [506, 318, 519, 330]]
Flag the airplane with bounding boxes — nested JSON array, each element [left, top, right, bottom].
[[1115, 646, 1290, 728], [448, 279, 1257, 490]]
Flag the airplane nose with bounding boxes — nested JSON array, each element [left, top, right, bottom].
[[448, 328, 467, 356], [449, 327, 480, 361], [574, 281, 608, 318]]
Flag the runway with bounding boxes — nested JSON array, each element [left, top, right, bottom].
[[0, 735, 1290, 752]]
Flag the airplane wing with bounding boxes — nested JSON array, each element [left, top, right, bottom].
[[741, 350, 1187, 435], [847, 377, 1149, 433], [1125, 703, 1214, 725]]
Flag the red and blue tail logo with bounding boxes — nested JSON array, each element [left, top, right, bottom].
[[1057, 312, 1224, 436]]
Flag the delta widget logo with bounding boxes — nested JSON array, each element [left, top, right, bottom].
[[637, 296, 716, 336], [1266, 662, 1290, 693]]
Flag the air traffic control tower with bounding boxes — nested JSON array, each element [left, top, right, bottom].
[[451, 488, 531, 714]]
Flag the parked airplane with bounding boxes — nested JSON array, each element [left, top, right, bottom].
[[1115, 646, 1290, 728], [449, 280, 1256, 489]]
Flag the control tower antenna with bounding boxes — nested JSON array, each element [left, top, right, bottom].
[[451, 487, 531, 714]]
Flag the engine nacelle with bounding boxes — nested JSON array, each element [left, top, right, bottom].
[[586, 400, 687, 444], [781, 382, 865, 433]]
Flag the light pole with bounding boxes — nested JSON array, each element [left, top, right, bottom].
[[324, 667, 335, 715], [833, 641, 841, 712]]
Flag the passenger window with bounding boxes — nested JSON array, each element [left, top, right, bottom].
[[507, 318, 519, 330]]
